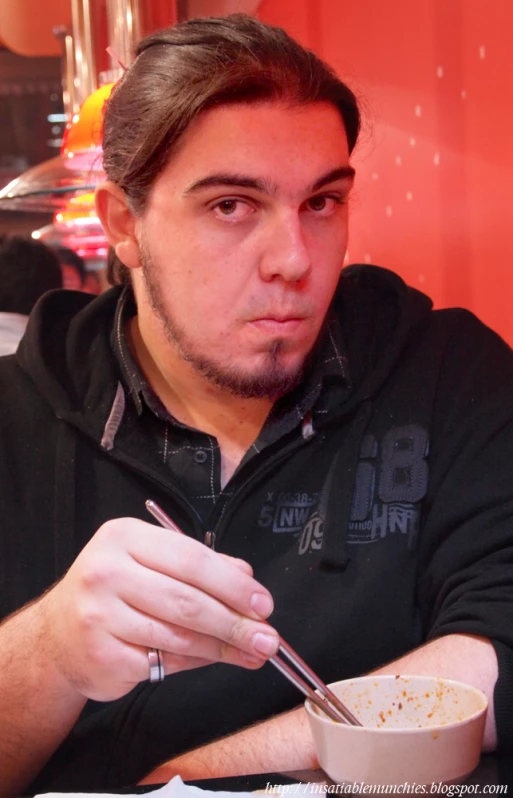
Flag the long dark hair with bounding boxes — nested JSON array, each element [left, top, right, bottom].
[[102, 14, 361, 284]]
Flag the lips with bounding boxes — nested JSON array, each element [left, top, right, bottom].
[[245, 304, 312, 335], [256, 315, 305, 323], [249, 317, 306, 334], [248, 309, 310, 323]]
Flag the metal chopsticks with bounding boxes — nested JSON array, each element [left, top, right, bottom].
[[145, 499, 362, 727], [271, 638, 361, 726]]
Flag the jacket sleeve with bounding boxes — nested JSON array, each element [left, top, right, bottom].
[[417, 310, 513, 753]]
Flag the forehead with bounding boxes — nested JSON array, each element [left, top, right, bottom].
[[149, 101, 351, 202]]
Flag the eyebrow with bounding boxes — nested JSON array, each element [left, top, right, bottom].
[[183, 165, 356, 197], [310, 166, 356, 192]]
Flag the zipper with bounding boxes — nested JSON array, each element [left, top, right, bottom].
[[204, 530, 216, 549], [209, 431, 321, 546], [209, 407, 361, 548], [107, 445, 219, 552], [76, 411, 347, 550], [101, 435, 310, 550], [97, 433, 307, 550]]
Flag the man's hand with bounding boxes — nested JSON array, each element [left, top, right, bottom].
[[38, 517, 280, 701], [0, 516, 280, 796]]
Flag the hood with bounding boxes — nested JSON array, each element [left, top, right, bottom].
[[327, 264, 433, 418], [16, 265, 433, 440], [17, 287, 124, 441]]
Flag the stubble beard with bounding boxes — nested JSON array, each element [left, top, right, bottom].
[[140, 251, 306, 400]]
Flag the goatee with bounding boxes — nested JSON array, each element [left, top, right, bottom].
[[140, 249, 305, 400]]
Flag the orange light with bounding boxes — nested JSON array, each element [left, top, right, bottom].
[[61, 83, 115, 155], [53, 191, 97, 225]]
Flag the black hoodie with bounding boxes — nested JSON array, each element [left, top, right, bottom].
[[2, 265, 513, 790]]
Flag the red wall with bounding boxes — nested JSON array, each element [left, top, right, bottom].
[[258, 0, 513, 345]]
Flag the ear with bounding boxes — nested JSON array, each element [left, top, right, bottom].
[[95, 182, 141, 270]]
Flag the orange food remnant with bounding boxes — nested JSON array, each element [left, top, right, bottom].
[[432, 731, 439, 739]]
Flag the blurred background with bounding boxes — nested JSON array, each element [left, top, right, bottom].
[[0, 0, 511, 341]]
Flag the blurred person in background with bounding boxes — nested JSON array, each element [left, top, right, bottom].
[[53, 245, 102, 294], [0, 235, 62, 356], [53, 246, 87, 291]]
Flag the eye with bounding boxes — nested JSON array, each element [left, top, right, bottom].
[[212, 198, 254, 222], [305, 195, 343, 216]]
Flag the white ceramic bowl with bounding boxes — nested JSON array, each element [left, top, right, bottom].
[[305, 675, 487, 788]]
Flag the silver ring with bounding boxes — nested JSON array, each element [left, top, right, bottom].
[[148, 648, 165, 683]]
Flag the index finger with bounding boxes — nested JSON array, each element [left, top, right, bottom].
[[123, 519, 274, 621]]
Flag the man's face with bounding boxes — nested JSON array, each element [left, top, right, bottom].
[[132, 101, 354, 399]]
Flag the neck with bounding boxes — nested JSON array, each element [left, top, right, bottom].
[[127, 316, 274, 484]]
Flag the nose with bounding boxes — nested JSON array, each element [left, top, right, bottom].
[[259, 212, 312, 283]]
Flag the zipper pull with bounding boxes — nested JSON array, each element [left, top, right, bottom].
[[204, 530, 216, 549], [301, 412, 315, 440]]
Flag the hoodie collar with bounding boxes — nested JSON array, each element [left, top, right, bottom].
[[15, 266, 433, 447]]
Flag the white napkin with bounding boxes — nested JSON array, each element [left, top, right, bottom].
[[36, 774, 258, 798]]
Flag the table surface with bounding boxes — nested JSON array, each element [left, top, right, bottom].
[[23, 754, 513, 795], [113, 755, 513, 794]]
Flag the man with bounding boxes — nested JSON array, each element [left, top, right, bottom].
[[0, 235, 62, 356], [0, 14, 512, 796]]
